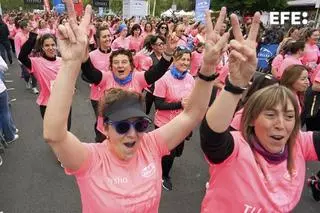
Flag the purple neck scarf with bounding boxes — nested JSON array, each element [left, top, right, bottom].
[[251, 136, 288, 164]]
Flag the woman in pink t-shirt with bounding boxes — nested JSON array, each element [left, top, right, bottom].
[[173, 23, 188, 47], [200, 13, 320, 212], [111, 23, 130, 51], [280, 64, 310, 116], [271, 38, 294, 79], [153, 46, 195, 191], [278, 40, 305, 78], [81, 38, 176, 141], [43, 3, 229, 212], [190, 42, 204, 77], [87, 26, 112, 142], [142, 22, 154, 40], [15, 20, 39, 93], [18, 32, 72, 130], [128, 24, 144, 53], [301, 28, 320, 81]]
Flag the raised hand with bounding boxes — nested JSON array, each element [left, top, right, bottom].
[[57, 0, 92, 62], [202, 8, 230, 69], [228, 12, 261, 88], [165, 32, 180, 55]]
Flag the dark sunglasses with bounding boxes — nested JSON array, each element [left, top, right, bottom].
[[160, 26, 168, 30], [106, 118, 151, 134], [175, 45, 191, 54]]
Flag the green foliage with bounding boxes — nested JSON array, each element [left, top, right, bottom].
[[211, 0, 287, 13]]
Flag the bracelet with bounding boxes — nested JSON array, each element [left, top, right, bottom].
[[224, 77, 248, 94], [197, 72, 219, 82]]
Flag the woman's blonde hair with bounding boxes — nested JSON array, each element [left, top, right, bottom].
[[240, 85, 300, 176]]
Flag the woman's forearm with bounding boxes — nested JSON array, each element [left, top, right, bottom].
[[183, 64, 215, 121], [43, 60, 81, 143], [206, 88, 242, 133]]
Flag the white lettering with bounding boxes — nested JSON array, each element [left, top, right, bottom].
[[244, 204, 252, 213], [270, 12, 279, 25], [291, 12, 301, 25], [243, 204, 262, 213], [280, 12, 290, 25], [107, 177, 128, 185]]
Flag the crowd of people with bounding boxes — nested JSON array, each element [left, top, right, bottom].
[[1, 0, 320, 211]]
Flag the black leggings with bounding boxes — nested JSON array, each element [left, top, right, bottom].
[[91, 100, 106, 143], [40, 105, 72, 131], [155, 125, 192, 178]]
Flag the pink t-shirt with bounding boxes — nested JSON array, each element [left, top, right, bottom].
[[177, 36, 188, 47], [190, 51, 203, 76], [36, 28, 52, 35], [111, 37, 130, 51], [301, 43, 319, 67], [128, 35, 144, 52], [96, 71, 149, 133], [201, 131, 318, 213], [65, 129, 170, 213], [154, 71, 195, 127], [271, 54, 284, 79], [14, 30, 29, 57], [30, 57, 61, 106], [230, 108, 244, 130], [133, 52, 153, 72], [89, 49, 110, 101], [278, 55, 302, 78]]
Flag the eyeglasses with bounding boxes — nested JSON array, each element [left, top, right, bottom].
[[160, 26, 167, 30], [106, 118, 151, 134]]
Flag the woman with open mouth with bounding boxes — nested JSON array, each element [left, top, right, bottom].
[[43, 2, 233, 212], [18, 31, 72, 131], [200, 12, 320, 213], [81, 28, 179, 139]]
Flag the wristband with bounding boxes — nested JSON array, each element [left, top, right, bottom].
[[224, 77, 247, 94], [198, 72, 219, 82]]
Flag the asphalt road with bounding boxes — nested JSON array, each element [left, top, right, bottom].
[[0, 57, 319, 213]]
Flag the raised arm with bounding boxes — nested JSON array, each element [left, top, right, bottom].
[[144, 35, 177, 84], [43, 1, 92, 171], [18, 31, 37, 69], [200, 12, 261, 164], [81, 57, 103, 85], [156, 9, 230, 151]]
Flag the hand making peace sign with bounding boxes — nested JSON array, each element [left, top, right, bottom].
[[57, 0, 92, 63]]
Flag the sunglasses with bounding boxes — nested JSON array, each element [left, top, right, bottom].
[[106, 118, 151, 134], [160, 26, 167, 30], [175, 45, 191, 54], [155, 42, 165, 46]]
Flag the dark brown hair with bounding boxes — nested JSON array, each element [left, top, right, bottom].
[[98, 88, 144, 120], [109, 48, 135, 71]]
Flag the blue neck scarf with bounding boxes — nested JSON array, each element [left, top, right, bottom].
[[113, 72, 133, 86], [170, 66, 188, 80]]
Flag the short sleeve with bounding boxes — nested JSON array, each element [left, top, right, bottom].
[[297, 131, 318, 161], [98, 71, 111, 89], [134, 71, 149, 89], [65, 143, 101, 177], [153, 76, 167, 98], [143, 128, 170, 157]]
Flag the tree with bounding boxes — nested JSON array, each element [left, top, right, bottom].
[[210, 0, 287, 14]]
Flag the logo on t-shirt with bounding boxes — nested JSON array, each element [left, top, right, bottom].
[[141, 163, 156, 178]]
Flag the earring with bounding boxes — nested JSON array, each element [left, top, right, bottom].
[[106, 135, 110, 140]]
